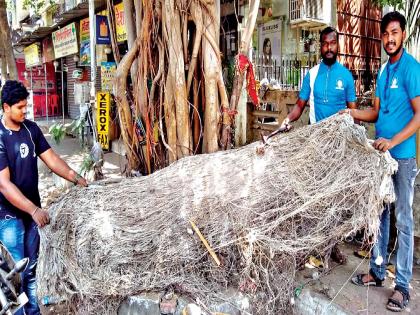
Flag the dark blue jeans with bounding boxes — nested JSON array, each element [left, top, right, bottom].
[[0, 217, 40, 315], [370, 158, 417, 295]]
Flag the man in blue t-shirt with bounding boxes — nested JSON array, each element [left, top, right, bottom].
[[349, 12, 420, 312], [0, 81, 88, 315], [264, 26, 356, 138]]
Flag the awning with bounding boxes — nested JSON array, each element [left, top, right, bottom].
[[13, 0, 106, 47]]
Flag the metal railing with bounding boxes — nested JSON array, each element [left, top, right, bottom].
[[252, 56, 318, 91]]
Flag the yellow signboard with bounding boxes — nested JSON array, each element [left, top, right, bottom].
[[114, 3, 127, 42], [24, 43, 41, 67], [96, 92, 110, 150]]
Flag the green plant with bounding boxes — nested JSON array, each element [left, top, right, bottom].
[[79, 153, 94, 177], [68, 117, 87, 147], [48, 122, 66, 145]]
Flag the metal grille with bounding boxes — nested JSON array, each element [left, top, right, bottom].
[[289, 0, 302, 21], [289, 0, 323, 21]]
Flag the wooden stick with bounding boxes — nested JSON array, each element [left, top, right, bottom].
[[189, 220, 221, 266]]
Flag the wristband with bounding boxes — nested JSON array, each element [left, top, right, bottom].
[[31, 207, 39, 216]]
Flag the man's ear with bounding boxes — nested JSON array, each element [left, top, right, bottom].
[[3, 103, 11, 113], [402, 30, 406, 42]]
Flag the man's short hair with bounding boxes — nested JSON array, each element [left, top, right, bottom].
[[381, 11, 406, 33], [320, 26, 338, 43], [1, 80, 29, 108]]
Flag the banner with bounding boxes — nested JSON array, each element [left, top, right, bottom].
[[79, 18, 90, 66], [258, 19, 282, 65], [52, 22, 78, 58], [24, 43, 42, 67], [96, 15, 111, 45], [101, 62, 117, 92], [114, 3, 127, 42], [96, 92, 110, 150]]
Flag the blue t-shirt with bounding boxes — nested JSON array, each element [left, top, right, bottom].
[[299, 61, 356, 122], [0, 119, 51, 219], [375, 50, 420, 159]]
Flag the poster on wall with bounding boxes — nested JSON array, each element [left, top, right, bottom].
[[96, 15, 111, 44], [258, 18, 282, 65], [114, 3, 127, 43], [79, 18, 90, 66], [101, 62, 117, 92], [42, 37, 55, 63], [52, 22, 78, 58]]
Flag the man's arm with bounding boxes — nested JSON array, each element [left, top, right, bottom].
[[287, 98, 308, 123], [0, 167, 49, 227], [346, 101, 357, 110], [39, 148, 88, 186], [342, 97, 380, 122], [374, 96, 420, 151]]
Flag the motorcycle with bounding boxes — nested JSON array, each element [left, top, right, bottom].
[[0, 242, 28, 315]]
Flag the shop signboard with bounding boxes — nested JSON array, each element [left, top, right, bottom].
[[96, 15, 111, 45], [52, 22, 78, 58], [97, 92, 110, 150], [80, 18, 90, 66], [114, 3, 127, 42], [24, 43, 42, 68]]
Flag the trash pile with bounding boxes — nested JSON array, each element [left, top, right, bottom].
[[37, 114, 397, 314]]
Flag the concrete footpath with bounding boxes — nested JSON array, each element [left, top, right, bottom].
[[36, 126, 420, 314]]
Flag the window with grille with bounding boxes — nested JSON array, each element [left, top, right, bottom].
[[289, 0, 324, 21]]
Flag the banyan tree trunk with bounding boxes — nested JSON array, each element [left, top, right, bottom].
[[164, 0, 192, 158], [0, 0, 17, 79], [37, 115, 397, 314]]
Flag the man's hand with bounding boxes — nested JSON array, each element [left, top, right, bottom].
[[280, 117, 292, 131], [74, 173, 88, 187], [32, 208, 50, 227], [339, 108, 354, 116], [373, 137, 394, 152]]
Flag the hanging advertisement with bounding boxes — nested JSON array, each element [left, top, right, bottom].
[[24, 43, 42, 68], [97, 92, 110, 150], [80, 18, 90, 66], [114, 3, 127, 42], [101, 62, 117, 92], [96, 15, 111, 45], [52, 22, 78, 58], [258, 18, 282, 65], [42, 37, 55, 63]]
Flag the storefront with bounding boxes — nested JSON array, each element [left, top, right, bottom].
[[21, 42, 59, 120]]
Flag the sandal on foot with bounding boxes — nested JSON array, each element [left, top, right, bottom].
[[351, 270, 384, 287], [386, 288, 409, 312]]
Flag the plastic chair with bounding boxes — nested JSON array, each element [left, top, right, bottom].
[[50, 94, 59, 116]]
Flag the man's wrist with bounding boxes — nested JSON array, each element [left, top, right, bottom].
[[73, 173, 83, 185], [31, 207, 40, 216]]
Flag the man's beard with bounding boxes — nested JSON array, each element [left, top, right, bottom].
[[385, 41, 403, 57], [322, 52, 337, 66]]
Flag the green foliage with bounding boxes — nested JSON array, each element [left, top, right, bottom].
[[287, 69, 301, 87], [79, 153, 94, 177], [68, 118, 86, 146], [372, 0, 405, 9], [48, 122, 66, 145], [22, 0, 56, 16]]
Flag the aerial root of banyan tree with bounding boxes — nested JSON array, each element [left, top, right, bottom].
[[37, 114, 397, 314]]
